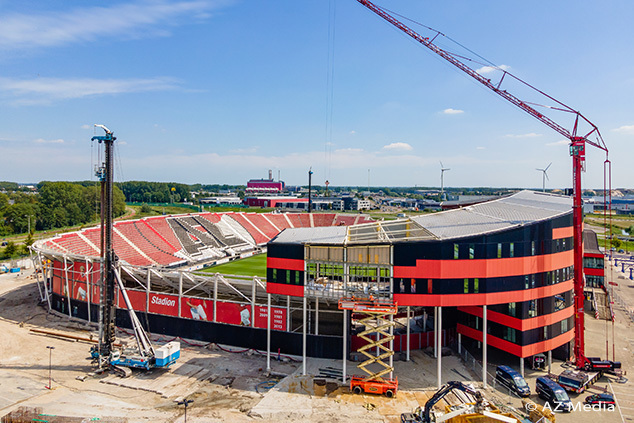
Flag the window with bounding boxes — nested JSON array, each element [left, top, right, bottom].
[[469, 244, 475, 259], [508, 302, 516, 317], [497, 243, 502, 258], [561, 319, 568, 333], [510, 243, 515, 258], [531, 241, 536, 256], [474, 278, 479, 293], [286, 271, 291, 284], [454, 244, 459, 259], [272, 269, 277, 281], [295, 271, 301, 284], [464, 278, 469, 294], [505, 327, 516, 343], [524, 276, 529, 290], [529, 300, 537, 318]]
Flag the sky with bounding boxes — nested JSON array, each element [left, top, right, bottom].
[[1, 0, 633, 189]]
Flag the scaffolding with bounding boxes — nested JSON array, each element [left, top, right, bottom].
[[339, 297, 398, 396]]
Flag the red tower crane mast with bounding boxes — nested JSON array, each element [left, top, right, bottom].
[[355, 0, 610, 368]]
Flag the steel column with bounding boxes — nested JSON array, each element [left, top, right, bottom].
[[437, 306, 442, 388], [302, 295, 307, 375], [406, 306, 410, 361], [267, 293, 271, 371], [483, 305, 488, 388]]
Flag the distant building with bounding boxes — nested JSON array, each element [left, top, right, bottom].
[[200, 197, 242, 205], [246, 170, 285, 194]]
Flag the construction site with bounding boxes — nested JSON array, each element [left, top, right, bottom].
[[2, 1, 633, 422]]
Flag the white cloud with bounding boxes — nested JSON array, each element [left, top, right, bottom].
[[476, 146, 485, 150], [230, 147, 259, 154], [612, 125, 634, 134], [504, 133, 542, 138], [34, 138, 64, 144], [382, 142, 413, 151], [442, 108, 464, 115], [0, 76, 182, 105], [349, 130, 356, 135], [546, 139, 569, 146], [476, 64, 511, 75], [0, 1, 226, 50]]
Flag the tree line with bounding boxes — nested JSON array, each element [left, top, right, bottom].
[[0, 181, 125, 236]]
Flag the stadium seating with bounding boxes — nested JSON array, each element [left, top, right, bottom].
[[42, 211, 373, 267], [226, 213, 269, 245], [265, 213, 292, 230], [334, 215, 357, 226], [311, 213, 336, 227], [242, 213, 279, 239], [53, 233, 100, 256], [144, 216, 182, 251]]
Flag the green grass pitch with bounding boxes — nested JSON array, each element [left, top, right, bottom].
[[199, 254, 267, 278]]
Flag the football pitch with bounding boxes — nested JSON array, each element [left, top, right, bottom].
[[199, 254, 267, 278]]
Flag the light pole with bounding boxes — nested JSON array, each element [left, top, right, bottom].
[[177, 398, 193, 422], [46, 346, 55, 389], [23, 214, 32, 234]]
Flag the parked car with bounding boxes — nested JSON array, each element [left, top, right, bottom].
[[536, 376, 572, 412], [495, 365, 530, 397], [584, 393, 615, 407]]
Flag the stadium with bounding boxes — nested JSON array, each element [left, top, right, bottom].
[[32, 190, 576, 373]]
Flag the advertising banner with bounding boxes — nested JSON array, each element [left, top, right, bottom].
[[148, 292, 179, 317], [254, 305, 287, 331], [72, 282, 89, 302], [117, 289, 147, 312], [216, 301, 251, 326], [181, 297, 212, 321]]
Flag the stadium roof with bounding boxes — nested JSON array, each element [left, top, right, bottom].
[[270, 190, 572, 245]]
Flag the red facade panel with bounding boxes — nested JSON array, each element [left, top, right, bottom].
[[457, 323, 574, 358], [266, 282, 304, 297], [394, 250, 573, 280], [394, 279, 573, 307], [458, 305, 574, 331]]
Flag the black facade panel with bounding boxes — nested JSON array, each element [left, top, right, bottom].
[[267, 242, 304, 260]]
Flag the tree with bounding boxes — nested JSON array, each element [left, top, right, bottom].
[[4, 241, 17, 258], [24, 232, 34, 247], [3, 203, 36, 233], [611, 238, 622, 249]]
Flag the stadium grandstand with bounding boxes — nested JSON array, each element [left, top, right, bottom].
[[37, 211, 373, 268]]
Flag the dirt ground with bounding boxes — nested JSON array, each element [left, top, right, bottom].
[[0, 269, 632, 422]]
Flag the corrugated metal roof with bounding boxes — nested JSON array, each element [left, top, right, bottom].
[[271, 226, 348, 244], [269, 190, 572, 245], [411, 190, 571, 240]]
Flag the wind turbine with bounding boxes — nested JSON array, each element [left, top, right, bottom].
[[440, 161, 450, 201], [536, 162, 552, 192]]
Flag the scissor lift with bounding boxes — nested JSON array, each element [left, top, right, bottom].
[[339, 297, 398, 397]]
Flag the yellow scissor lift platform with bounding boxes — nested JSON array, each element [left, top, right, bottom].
[[339, 297, 398, 397]]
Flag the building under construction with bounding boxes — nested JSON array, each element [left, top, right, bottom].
[[32, 190, 577, 384]]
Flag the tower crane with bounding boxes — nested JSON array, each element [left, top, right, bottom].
[[354, 0, 611, 369]]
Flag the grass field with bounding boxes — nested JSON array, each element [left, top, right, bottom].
[[199, 254, 267, 278]]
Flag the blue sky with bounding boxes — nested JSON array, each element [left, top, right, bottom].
[[1, 0, 632, 189]]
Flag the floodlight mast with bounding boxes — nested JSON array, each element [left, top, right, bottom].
[[354, 0, 611, 368], [92, 124, 116, 367]]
